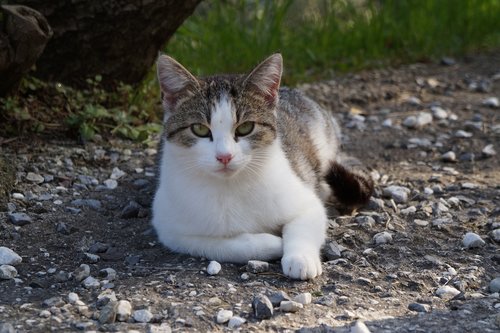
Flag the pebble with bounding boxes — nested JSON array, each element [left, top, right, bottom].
[[414, 219, 429, 227], [482, 97, 499, 108], [383, 185, 410, 203], [216, 309, 233, 324], [104, 179, 118, 190], [133, 309, 153, 323], [279, 300, 303, 312], [110, 167, 126, 179], [0, 247, 22, 265], [435, 285, 460, 299], [71, 199, 102, 210], [0, 323, 15, 333], [0, 265, 17, 279], [82, 276, 100, 289], [8, 213, 32, 226], [68, 292, 79, 304], [489, 278, 500, 293], [403, 112, 432, 129], [293, 292, 312, 305], [99, 301, 118, 324], [228, 316, 246, 329], [354, 215, 375, 228], [206, 261, 221, 275], [491, 229, 500, 243], [247, 260, 269, 273], [351, 320, 371, 333], [404, 96, 421, 106], [39, 310, 51, 318], [73, 264, 90, 281], [99, 268, 117, 281], [26, 172, 45, 184], [116, 300, 132, 322], [120, 201, 142, 218], [482, 144, 496, 157], [84, 252, 100, 263], [324, 241, 343, 260], [441, 151, 456, 162], [42, 296, 64, 307], [408, 302, 431, 313], [268, 291, 291, 307], [252, 294, 273, 319], [431, 106, 448, 119], [462, 232, 486, 248], [454, 130, 473, 138], [373, 231, 393, 245]]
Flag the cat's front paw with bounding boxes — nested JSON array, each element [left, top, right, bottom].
[[281, 253, 322, 280]]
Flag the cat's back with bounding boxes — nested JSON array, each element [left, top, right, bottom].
[[277, 88, 340, 185]]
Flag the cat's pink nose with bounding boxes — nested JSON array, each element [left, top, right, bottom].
[[216, 153, 233, 166]]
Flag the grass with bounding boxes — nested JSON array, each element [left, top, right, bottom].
[[166, 0, 500, 84]]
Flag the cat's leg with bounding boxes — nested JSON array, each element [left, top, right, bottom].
[[162, 232, 283, 264], [324, 154, 374, 214], [281, 201, 326, 280]]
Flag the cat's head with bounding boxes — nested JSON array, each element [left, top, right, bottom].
[[157, 54, 282, 178]]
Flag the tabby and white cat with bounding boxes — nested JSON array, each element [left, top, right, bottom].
[[152, 54, 373, 280]]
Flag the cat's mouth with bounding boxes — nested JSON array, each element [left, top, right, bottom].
[[216, 166, 237, 176]]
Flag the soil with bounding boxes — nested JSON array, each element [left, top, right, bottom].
[[0, 53, 499, 332]]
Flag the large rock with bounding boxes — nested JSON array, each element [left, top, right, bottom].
[[10, 0, 202, 88], [0, 5, 52, 96]]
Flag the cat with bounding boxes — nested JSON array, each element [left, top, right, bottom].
[[152, 53, 373, 280]]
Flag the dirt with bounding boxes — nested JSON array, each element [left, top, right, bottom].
[[0, 53, 499, 332]]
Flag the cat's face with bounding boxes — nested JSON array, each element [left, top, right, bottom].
[[157, 54, 282, 178]]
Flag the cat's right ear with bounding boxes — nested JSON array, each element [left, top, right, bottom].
[[157, 55, 200, 111]]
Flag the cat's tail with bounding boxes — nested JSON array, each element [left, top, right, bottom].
[[324, 154, 374, 214]]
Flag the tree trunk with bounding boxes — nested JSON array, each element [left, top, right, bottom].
[[0, 5, 52, 96], [10, 0, 202, 88]]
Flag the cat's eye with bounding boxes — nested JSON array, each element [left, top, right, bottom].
[[191, 123, 211, 137], [235, 122, 255, 137]]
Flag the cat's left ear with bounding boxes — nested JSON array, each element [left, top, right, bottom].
[[242, 53, 282, 106]]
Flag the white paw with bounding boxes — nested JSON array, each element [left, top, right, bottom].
[[281, 253, 322, 280]]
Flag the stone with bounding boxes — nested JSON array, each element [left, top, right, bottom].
[[56, 222, 73, 235], [403, 112, 432, 129], [252, 294, 273, 319], [436, 285, 460, 299], [324, 241, 342, 260], [73, 264, 90, 281], [454, 130, 473, 138], [39, 310, 51, 318], [440, 57, 456, 66], [71, 199, 102, 210], [8, 213, 32, 226], [116, 300, 132, 322], [0, 247, 22, 265], [0, 265, 17, 279], [228, 316, 246, 329], [491, 229, 500, 243], [431, 106, 448, 119], [104, 179, 118, 190], [206, 261, 221, 275], [97, 290, 118, 308], [482, 144, 496, 157], [68, 292, 79, 304], [84, 252, 100, 263], [408, 302, 431, 313], [216, 309, 233, 324], [373, 231, 393, 245], [110, 167, 126, 180], [42, 296, 65, 307], [383, 185, 410, 203], [441, 151, 456, 162], [82, 276, 100, 289], [99, 301, 118, 324], [99, 268, 117, 281], [489, 277, 500, 293], [120, 201, 142, 218], [354, 215, 375, 228], [293, 293, 312, 305], [462, 232, 485, 248], [482, 97, 499, 108], [26, 172, 44, 184], [402, 115, 417, 128], [267, 291, 291, 307], [351, 320, 371, 333], [133, 309, 153, 323], [147, 324, 172, 333], [0, 322, 15, 333], [247, 260, 269, 273], [280, 300, 303, 312]]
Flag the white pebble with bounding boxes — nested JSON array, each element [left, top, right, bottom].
[[116, 300, 132, 321], [228, 316, 246, 328], [103, 179, 118, 190], [489, 277, 500, 293], [279, 300, 303, 312], [441, 151, 456, 162], [0, 247, 22, 265], [351, 320, 371, 333], [431, 106, 448, 119], [293, 293, 312, 305], [12, 193, 25, 200], [206, 261, 221, 275], [133, 309, 153, 323], [82, 276, 100, 289], [462, 232, 485, 248], [68, 292, 79, 304], [482, 144, 496, 157], [482, 97, 499, 108], [455, 130, 473, 138], [0, 265, 18, 279], [436, 285, 460, 299], [216, 309, 233, 324]]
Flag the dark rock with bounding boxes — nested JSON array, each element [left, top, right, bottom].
[[324, 241, 342, 260], [252, 294, 273, 319], [71, 199, 102, 210], [89, 242, 110, 254], [125, 255, 141, 266], [267, 291, 291, 307], [8, 213, 32, 226], [101, 247, 124, 261], [408, 302, 431, 313], [56, 222, 74, 235], [98, 301, 117, 324], [42, 296, 65, 307], [29, 278, 48, 288], [120, 201, 142, 219]]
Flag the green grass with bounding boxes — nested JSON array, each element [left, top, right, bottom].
[[166, 0, 500, 84]]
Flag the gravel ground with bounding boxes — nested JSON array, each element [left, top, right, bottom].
[[0, 53, 499, 332]]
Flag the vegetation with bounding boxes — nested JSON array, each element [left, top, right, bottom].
[[1, 0, 499, 140], [167, 0, 500, 84]]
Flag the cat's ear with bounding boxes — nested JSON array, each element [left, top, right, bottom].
[[242, 53, 282, 106], [157, 55, 200, 111]]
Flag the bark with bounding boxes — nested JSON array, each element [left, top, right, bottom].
[[10, 0, 202, 88], [0, 5, 52, 96]]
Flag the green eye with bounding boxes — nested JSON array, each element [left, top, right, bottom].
[[191, 123, 211, 137], [235, 121, 255, 137]]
